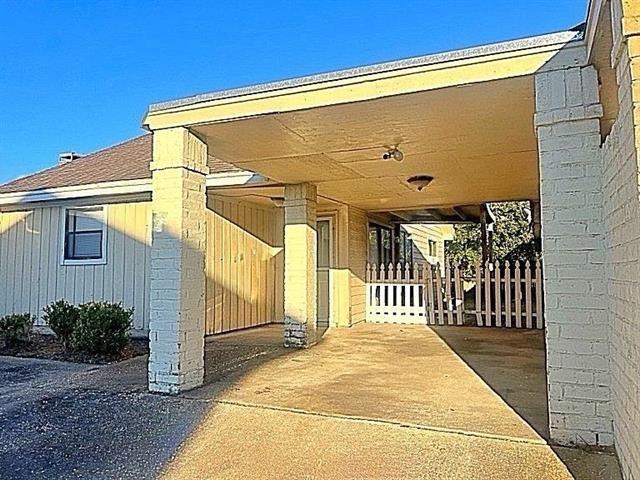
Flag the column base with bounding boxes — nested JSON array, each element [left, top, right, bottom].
[[284, 317, 316, 348], [148, 368, 204, 395]]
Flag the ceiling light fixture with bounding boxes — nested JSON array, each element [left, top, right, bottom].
[[383, 147, 404, 162], [406, 175, 434, 192]]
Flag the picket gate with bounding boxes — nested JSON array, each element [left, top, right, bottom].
[[365, 259, 543, 329]]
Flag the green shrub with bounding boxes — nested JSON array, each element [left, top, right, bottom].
[[42, 300, 79, 350], [0, 313, 34, 347], [73, 302, 133, 355]]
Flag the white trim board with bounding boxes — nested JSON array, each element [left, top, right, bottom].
[[0, 179, 152, 206], [0, 171, 269, 207], [59, 205, 108, 266]]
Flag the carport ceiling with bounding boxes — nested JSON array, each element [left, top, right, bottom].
[[194, 75, 538, 212]]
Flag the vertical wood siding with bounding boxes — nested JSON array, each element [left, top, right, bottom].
[[348, 206, 368, 325], [0, 202, 151, 333], [205, 197, 284, 335], [402, 224, 449, 267]]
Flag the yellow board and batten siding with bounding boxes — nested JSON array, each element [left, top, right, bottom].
[[0, 202, 151, 332], [348, 207, 368, 325], [205, 196, 284, 334]]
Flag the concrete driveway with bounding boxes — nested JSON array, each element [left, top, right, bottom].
[[0, 324, 622, 479], [0, 355, 209, 479]]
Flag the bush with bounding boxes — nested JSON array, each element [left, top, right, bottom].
[[42, 300, 79, 350], [0, 313, 34, 347], [73, 302, 133, 355]]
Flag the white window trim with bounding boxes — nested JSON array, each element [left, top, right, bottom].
[[60, 205, 108, 266]]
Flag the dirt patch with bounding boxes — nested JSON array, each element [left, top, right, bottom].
[[0, 333, 148, 364]]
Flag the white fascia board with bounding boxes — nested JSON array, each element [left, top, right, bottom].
[[0, 171, 269, 206], [0, 179, 152, 206], [205, 171, 270, 188]]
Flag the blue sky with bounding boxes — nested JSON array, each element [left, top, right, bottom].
[[0, 0, 586, 185]]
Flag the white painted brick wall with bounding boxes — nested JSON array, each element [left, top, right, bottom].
[[535, 64, 614, 447], [602, 6, 640, 476]]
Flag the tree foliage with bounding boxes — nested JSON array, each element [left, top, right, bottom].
[[445, 201, 535, 269]]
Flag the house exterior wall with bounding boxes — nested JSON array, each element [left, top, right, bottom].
[[205, 196, 284, 334], [602, 1, 640, 477], [348, 206, 368, 326], [403, 224, 453, 268], [0, 201, 151, 334]]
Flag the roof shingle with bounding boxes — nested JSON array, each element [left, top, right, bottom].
[[0, 134, 239, 194]]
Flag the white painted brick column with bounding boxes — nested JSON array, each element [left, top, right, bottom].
[[283, 183, 317, 347], [148, 127, 208, 394], [535, 65, 613, 446]]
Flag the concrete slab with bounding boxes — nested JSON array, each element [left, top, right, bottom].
[[197, 324, 547, 441], [170, 323, 621, 480], [163, 402, 620, 480]]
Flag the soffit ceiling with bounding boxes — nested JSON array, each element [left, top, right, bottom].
[[195, 75, 538, 212]]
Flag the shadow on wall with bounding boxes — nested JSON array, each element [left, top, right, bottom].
[[0, 199, 153, 333], [0, 192, 287, 339], [205, 195, 285, 335]]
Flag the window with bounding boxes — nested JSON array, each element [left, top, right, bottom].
[[395, 227, 413, 266], [317, 219, 331, 268], [428, 239, 438, 257], [368, 223, 392, 266], [63, 207, 106, 263]]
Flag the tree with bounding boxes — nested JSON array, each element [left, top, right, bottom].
[[445, 201, 534, 270]]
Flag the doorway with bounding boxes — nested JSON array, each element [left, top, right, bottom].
[[317, 218, 332, 328]]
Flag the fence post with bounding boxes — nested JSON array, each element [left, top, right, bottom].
[[504, 260, 512, 328], [366, 264, 371, 321], [525, 260, 533, 329], [474, 261, 482, 326], [484, 261, 492, 327], [445, 263, 453, 325], [435, 263, 444, 325], [514, 260, 522, 328], [454, 264, 464, 325], [535, 258, 543, 329], [426, 264, 436, 325], [494, 260, 502, 327]]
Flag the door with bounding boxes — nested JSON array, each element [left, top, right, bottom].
[[317, 219, 332, 328]]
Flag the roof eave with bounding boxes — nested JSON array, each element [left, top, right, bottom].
[[145, 29, 584, 119]]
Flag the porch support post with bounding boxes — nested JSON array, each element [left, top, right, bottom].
[[535, 65, 612, 446], [148, 127, 208, 393], [283, 183, 318, 347]]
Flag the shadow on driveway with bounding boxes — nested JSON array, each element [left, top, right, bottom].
[[0, 328, 289, 480]]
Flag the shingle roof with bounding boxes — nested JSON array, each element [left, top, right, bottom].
[[0, 134, 239, 194]]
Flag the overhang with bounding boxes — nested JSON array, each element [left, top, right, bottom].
[[144, 29, 586, 213]]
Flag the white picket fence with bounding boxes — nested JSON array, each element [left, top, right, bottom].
[[366, 259, 543, 329]]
